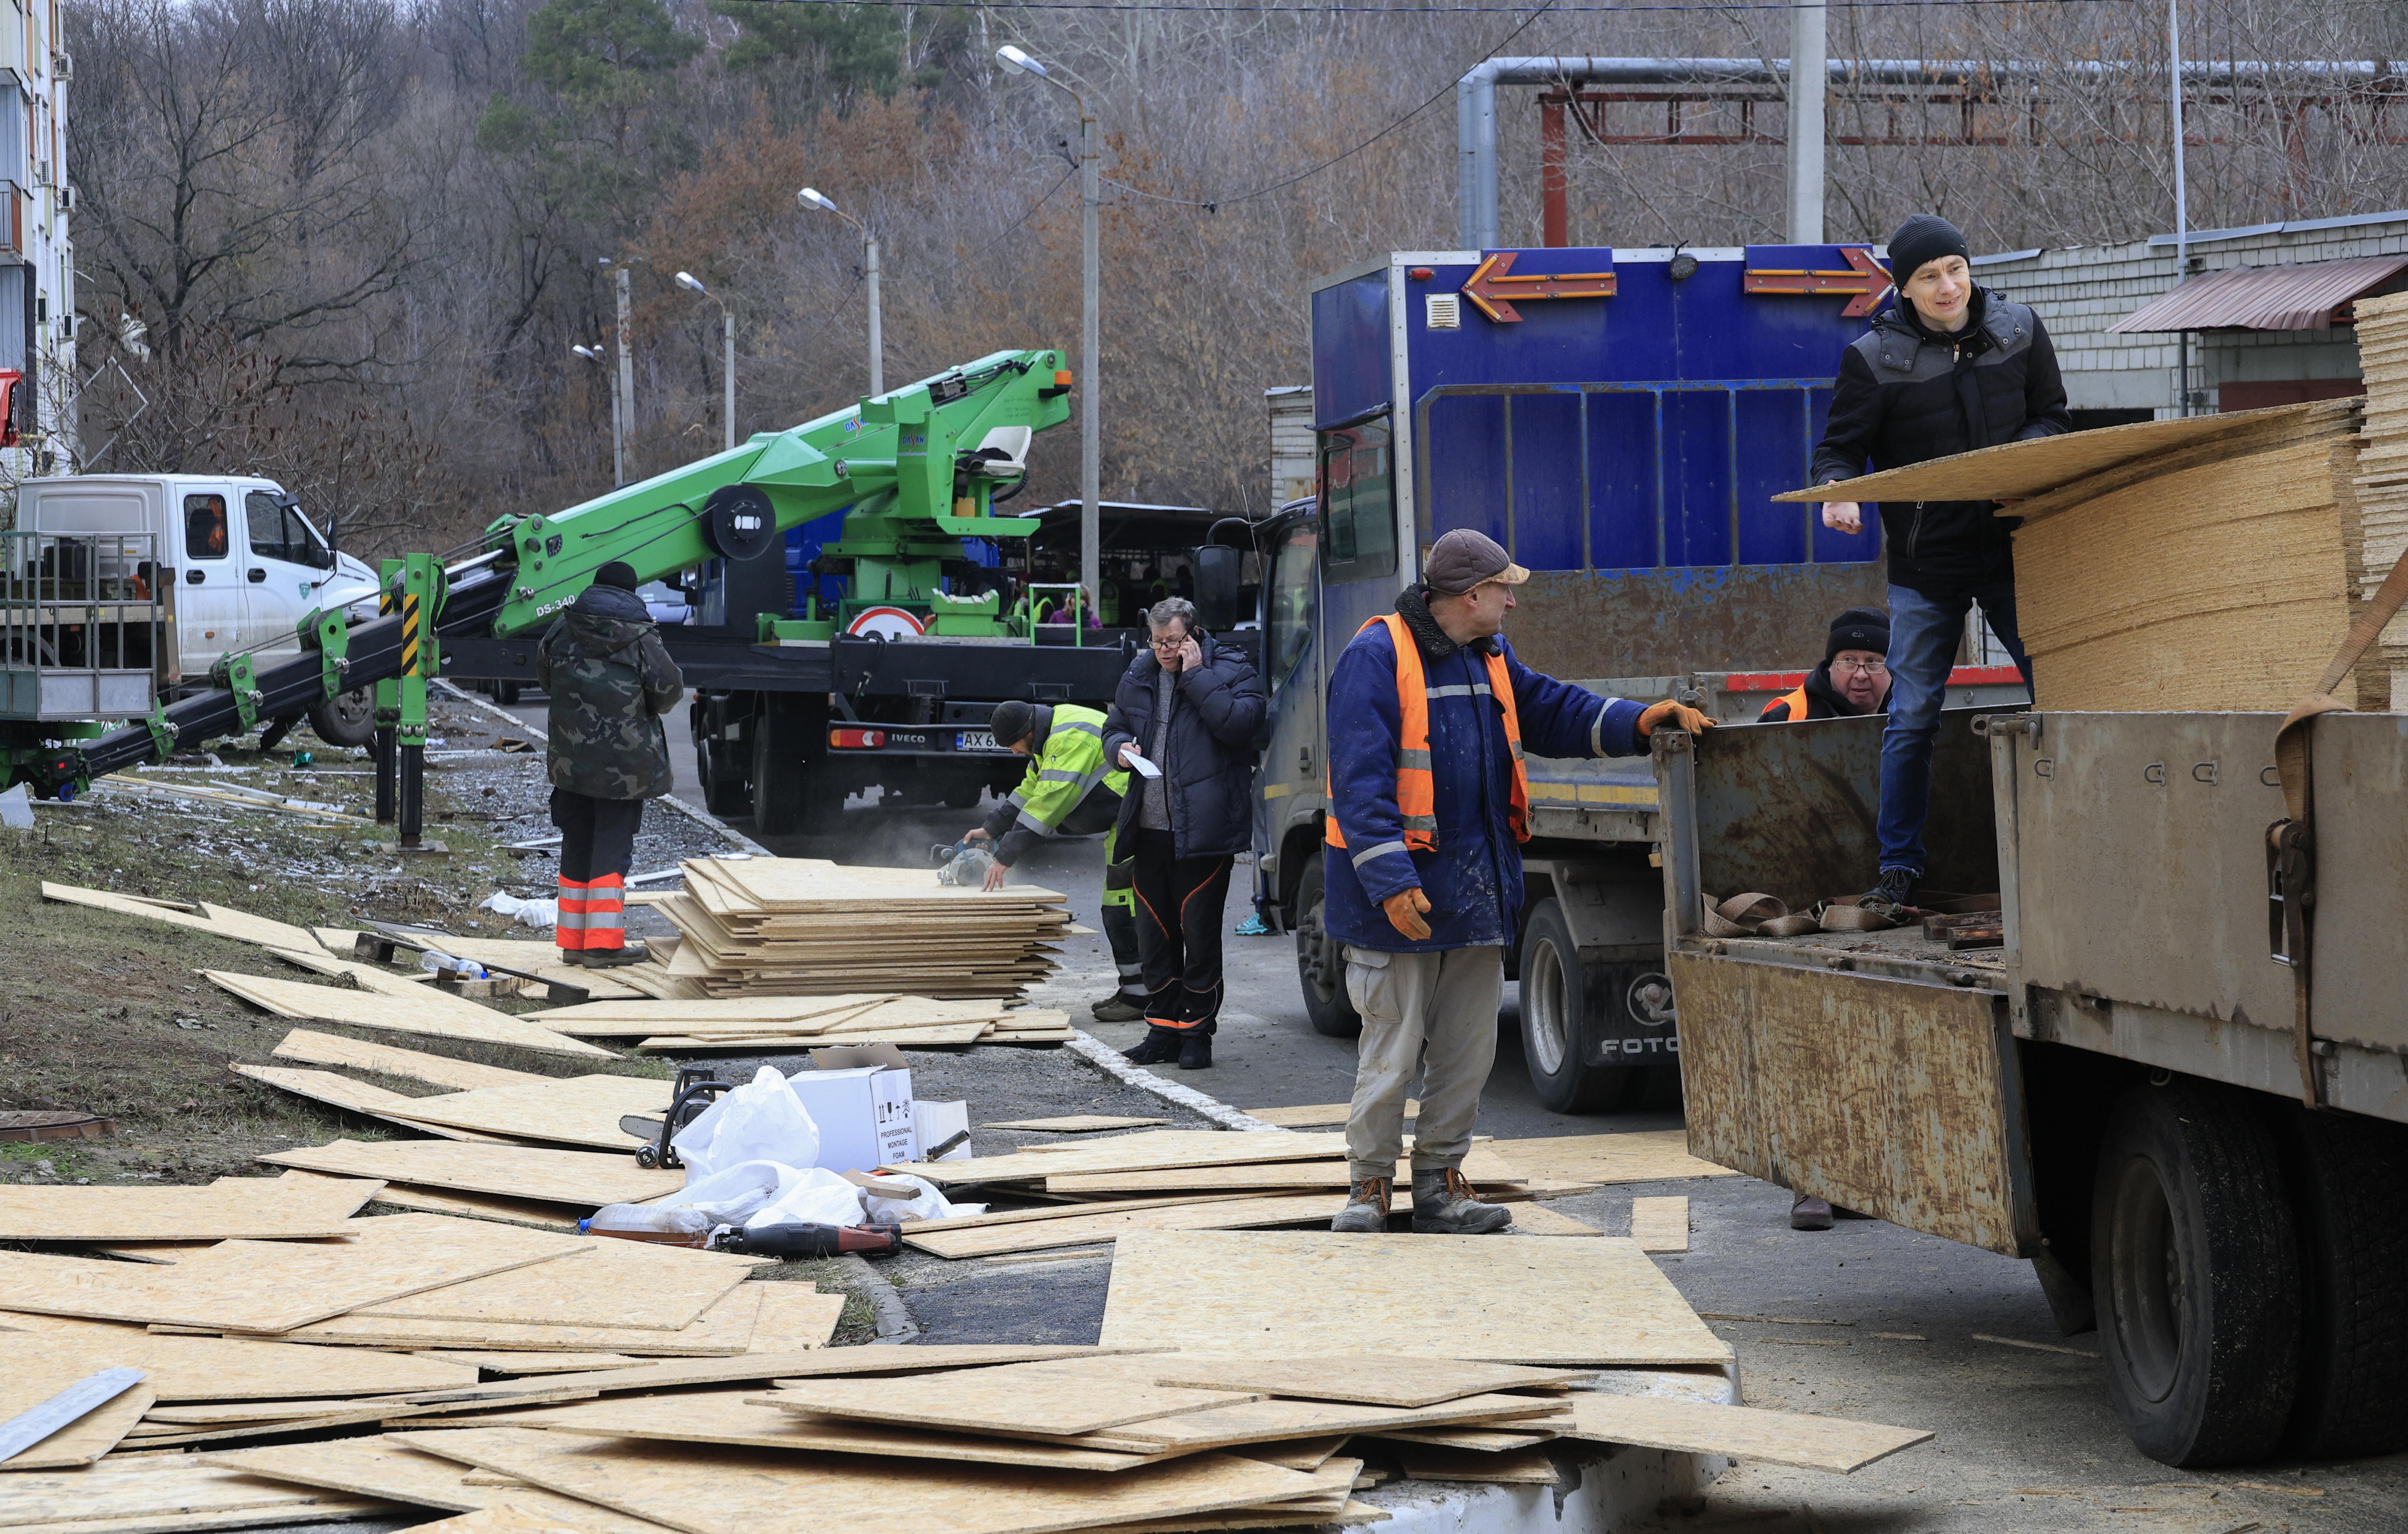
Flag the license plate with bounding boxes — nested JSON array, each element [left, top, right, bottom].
[[955, 730, 1007, 753]]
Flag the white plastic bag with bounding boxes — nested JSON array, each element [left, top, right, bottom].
[[644, 1160, 798, 1227], [479, 891, 558, 930], [585, 1202, 714, 1237], [671, 1067, 821, 1180], [861, 1173, 984, 1225], [745, 1167, 872, 1231]]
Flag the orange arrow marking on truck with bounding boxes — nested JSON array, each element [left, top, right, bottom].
[[1742, 246, 1893, 317], [1460, 252, 1617, 323]]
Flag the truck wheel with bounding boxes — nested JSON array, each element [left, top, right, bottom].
[[2091, 1080, 2301, 1467], [1293, 858, 1360, 1039], [497, 681, 521, 706], [2276, 1108, 2408, 1460], [308, 687, 376, 749], [750, 694, 837, 836], [697, 732, 752, 819], [1517, 898, 1636, 1115]]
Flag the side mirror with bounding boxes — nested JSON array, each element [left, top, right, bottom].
[[325, 514, 339, 570], [1194, 545, 1241, 631]]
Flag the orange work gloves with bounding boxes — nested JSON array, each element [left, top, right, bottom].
[[1381, 888, 1433, 942], [1636, 699, 1717, 737]]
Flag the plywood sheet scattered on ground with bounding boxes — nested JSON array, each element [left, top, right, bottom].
[[271, 1030, 546, 1092], [1555, 1391, 1932, 1474], [1629, 1196, 1689, 1253], [1481, 1132, 1738, 1186], [1141, 1358, 1594, 1409], [356, 1183, 587, 1231], [227, 1065, 500, 1143], [0, 1451, 400, 1529], [194, 1438, 678, 1534], [516, 1391, 1168, 1470], [263, 948, 442, 998], [1239, 1102, 1417, 1129], [1099, 1232, 1731, 1366], [355, 1238, 765, 1333], [391, 1426, 1321, 1534], [1394, 1444, 1561, 1485], [1095, 1392, 1565, 1452], [249, 1282, 766, 1356], [978, 1117, 1171, 1133], [0, 1365, 153, 1470], [384, 1076, 668, 1152], [0, 1173, 376, 1243], [893, 1131, 1348, 1188], [1505, 1204, 1600, 1237], [0, 1328, 480, 1401], [39, 884, 323, 954], [523, 997, 890, 1037], [260, 1140, 682, 1207], [1044, 1145, 1523, 1196], [413, 1352, 643, 1376], [760, 1359, 1259, 1438], [204, 974, 614, 1058]]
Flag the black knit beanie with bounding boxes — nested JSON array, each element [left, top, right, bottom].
[[990, 701, 1054, 749], [1826, 607, 1890, 663], [593, 561, 640, 591], [1886, 214, 1970, 286]]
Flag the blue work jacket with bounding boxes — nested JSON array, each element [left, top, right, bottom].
[[1323, 617, 1645, 952]]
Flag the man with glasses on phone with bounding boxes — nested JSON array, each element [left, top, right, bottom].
[[1758, 608, 1892, 724]]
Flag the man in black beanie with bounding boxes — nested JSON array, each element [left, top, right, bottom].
[[1809, 213, 2069, 913], [1758, 607, 1892, 722]]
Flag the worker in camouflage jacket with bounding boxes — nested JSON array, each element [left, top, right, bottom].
[[537, 560, 683, 968]]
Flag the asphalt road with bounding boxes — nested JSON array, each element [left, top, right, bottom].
[[479, 689, 2408, 1532]]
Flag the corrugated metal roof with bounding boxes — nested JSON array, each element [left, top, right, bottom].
[[2108, 256, 2408, 333]]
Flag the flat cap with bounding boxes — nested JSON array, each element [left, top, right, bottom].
[[1424, 529, 1530, 595]]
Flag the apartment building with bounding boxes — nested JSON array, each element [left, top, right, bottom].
[[0, 0, 68, 475]]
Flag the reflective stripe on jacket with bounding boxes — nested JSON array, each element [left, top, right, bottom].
[[988, 705, 1128, 841], [1324, 613, 1527, 858]]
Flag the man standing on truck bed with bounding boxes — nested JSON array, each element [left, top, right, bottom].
[[1812, 214, 2069, 913], [967, 699, 1147, 1023], [1323, 529, 1713, 1234], [1756, 607, 1892, 724], [539, 562, 684, 968]]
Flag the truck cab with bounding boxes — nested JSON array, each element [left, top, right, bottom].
[[15, 474, 378, 685]]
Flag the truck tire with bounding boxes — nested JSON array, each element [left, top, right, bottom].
[[1516, 898, 1636, 1115], [1293, 858, 1360, 1039], [308, 687, 376, 750], [751, 693, 839, 837], [2091, 1080, 2301, 1467], [696, 732, 752, 819], [2275, 1108, 2408, 1460]]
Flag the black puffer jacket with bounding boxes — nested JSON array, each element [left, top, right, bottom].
[[1103, 631, 1265, 860], [1811, 287, 2071, 600], [1757, 663, 1890, 722]]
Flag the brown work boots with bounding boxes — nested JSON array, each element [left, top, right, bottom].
[[1329, 1169, 1514, 1235], [1331, 1176, 1391, 1233]]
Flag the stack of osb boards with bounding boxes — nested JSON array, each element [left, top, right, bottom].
[[1779, 398, 2387, 711], [2348, 290, 2408, 691], [522, 993, 1075, 1052], [643, 858, 1073, 1000]]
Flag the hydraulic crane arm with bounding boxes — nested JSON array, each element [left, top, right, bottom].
[[38, 348, 1072, 793]]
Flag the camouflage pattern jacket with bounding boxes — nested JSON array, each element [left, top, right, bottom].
[[536, 583, 684, 800]]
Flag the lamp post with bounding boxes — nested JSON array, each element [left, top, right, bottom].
[[571, 343, 622, 485], [996, 43, 1099, 613], [798, 187, 883, 399], [676, 272, 736, 454], [598, 256, 641, 479]]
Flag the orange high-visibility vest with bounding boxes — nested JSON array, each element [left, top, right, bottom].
[[1325, 613, 1529, 857], [1762, 684, 1811, 723]]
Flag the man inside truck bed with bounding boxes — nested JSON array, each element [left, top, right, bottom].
[[1812, 213, 2068, 914], [1322, 529, 1714, 1235], [1756, 607, 1892, 723]]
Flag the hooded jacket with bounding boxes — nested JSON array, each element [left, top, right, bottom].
[[1811, 286, 2072, 600], [1103, 629, 1265, 860], [536, 582, 684, 800], [1757, 663, 1891, 723]]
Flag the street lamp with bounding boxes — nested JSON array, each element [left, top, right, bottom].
[[798, 187, 883, 399], [597, 256, 641, 481], [675, 272, 737, 454], [571, 343, 623, 485], [996, 44, 1100, 614]]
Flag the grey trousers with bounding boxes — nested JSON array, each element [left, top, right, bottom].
[[1341, 944, 1503, 1181]]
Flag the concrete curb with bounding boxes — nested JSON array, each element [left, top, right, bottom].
[[838, 1254, 921, 1345], [1064, 1030, 1283, 1132]]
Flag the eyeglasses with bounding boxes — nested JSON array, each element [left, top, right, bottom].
[[1149, 632, 1190, 651], [1832, 657, 1888, 676]]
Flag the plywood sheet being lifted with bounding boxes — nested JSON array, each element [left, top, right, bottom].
[[259, 1139, 683, 1208], [1099, 1231, 1732, 1367], [204, 973, 615, 1059], [385, 1076, 668, 1152], [271, 1030, 547, 1092], [0, 1171, 377, 1243], [1554, 1391, 1932, 1474], [0, 1214, 585, 1334], [388, 1426, 1319, 1534]]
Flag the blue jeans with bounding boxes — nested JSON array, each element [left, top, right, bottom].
[[1878, 581, 2032, 875]]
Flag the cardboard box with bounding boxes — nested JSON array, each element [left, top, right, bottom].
[[914, 1100, 970, 1160], [787, 1063, 917, 1172]]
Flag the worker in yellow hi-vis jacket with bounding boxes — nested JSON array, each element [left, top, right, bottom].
[[964, 700, 1143, 1023]]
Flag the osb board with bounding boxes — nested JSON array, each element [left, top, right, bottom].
[[1480, 1131, 1738, 1187], [1044, 1144, 1523, 1195], [1370, 1425, 1557, 1452], [272, 1030, 546, 1092], [903, 1185, 1541, 1261], [193, 1439, 678, 1534], [1630, 1197, 1689, 1253], [386, 1077, 668, 1152], [1769, 398, 2355, 507], [1072, 1498, 1387, 1534], [0, 1453, 398, 1528], [227, 1064, 497, 1143], [0, 1215, 585, 1334], [981, 1117, 1171, 1133], [37, 884, 320, 954], [1555, 1391, 1932, 1474], [1395, 1445, 1561, 1485], [1506, 1204, 1600, 1238], [517, 1390, 1166, 1470], [203, 973, 615, 1059], [363, 1183, 586, 1231], [389, 1426, 1317, 1534], [0, 1172, 376, 1242], [2013, 431, 2378, 711], [1668, 952, 2028, 1256], [354, 1238, 764, 1332], [251, 1281, 764, 1356], [415, 1352, 641, 1376], [0, 1373, 153, 1471], [636, 1023, 993, 1051], [892, 1131, 1348, 1188], [742, 1285, 842, 1352], [263, 947, 440, 998], [259, 1140, 683, 1208], [694, 857, 1070, 911], [416, 937, 651, 1001], [523, 996, 890, 1037], [0, 1326, 480, 1401], [1141, 1357, 1595, 1409], [393, 1508, 606, 1534], [1099, 1231, 1731, 1367], [1241, 1101, 1416, 1129], [465, 1343, 1133, 1404], [759, 1360, 1257, 1437], [1099, 1391, 1565, 1452]]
